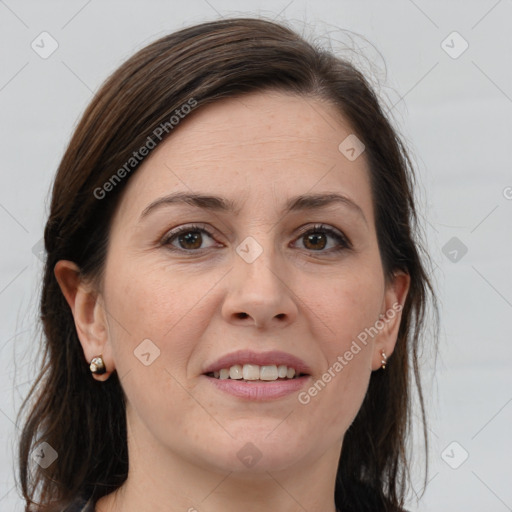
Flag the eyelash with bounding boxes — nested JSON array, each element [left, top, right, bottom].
[[160, 223, 351, 254]]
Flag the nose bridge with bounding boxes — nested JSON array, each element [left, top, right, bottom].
[[234, 233, 284, 297], [222, 231, 298, 328]]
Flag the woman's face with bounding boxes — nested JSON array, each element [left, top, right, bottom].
[[96, 91, 408, 475]]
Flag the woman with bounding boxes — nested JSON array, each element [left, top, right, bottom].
[[17, 17, 436, 512]]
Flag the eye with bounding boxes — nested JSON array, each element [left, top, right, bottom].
[[161, 223, 351, 254], [293, 224, 351, 252], [161, 224, 218, 251]]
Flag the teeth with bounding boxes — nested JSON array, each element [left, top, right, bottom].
[[260, 365, 278, 381], [210, 363, 301, 381], [243, 364, 260, 380], [229, 364, 243, 380]]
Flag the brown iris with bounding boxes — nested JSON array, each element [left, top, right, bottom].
[[178, 231, 203, 250], [303, 232, 327, 250]]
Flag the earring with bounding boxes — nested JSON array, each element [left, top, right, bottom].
[[380, 351, 387, 370], [89, 355, 106, 375]]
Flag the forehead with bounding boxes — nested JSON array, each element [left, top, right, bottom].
[[113, 90, 373, 224], [162, 91, 355, 163]]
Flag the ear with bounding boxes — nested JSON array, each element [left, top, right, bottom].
[[54, 260, 115, 381], [371, 271, 410, 371]]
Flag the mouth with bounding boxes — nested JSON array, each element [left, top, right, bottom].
[[201, 350, 311, 400], [205, 363, 306, 382]]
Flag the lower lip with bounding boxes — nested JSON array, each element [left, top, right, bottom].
[[203, 375, 310, 401]]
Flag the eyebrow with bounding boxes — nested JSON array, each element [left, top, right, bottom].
[[139, 191, 367, 225]]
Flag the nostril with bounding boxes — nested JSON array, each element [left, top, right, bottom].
[[236, 312, 249, 319]]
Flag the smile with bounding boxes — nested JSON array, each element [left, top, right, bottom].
[[207, 363, 303, 381]]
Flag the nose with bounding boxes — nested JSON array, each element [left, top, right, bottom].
[[221, 245, 299, 330]]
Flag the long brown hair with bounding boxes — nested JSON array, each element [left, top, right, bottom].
[[17, 17, 437, 511]]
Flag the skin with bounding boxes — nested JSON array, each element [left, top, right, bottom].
[[55, 91, 409, 512]]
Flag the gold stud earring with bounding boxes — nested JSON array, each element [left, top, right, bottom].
[[380, 351, 387, 370], [89, 355, 106, 375]]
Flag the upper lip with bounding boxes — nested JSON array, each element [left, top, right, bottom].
[[202, 349, 311, 375]]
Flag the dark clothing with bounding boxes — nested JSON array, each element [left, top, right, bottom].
[[64, 495, 95, 512]]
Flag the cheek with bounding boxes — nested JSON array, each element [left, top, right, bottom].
[[294, 266, 381, 427], [102, 263, 219, 438], [103, 261, 195, 367], [103, 257, 231, 384], [302, 263, 384, 346], [297, 342, 373, 444]]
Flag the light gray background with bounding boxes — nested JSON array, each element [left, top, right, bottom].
[[1, 1, 511, 510]]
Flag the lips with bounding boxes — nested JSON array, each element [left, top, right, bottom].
[[202, 349, 312, 376], [201, 350, 312, 401]]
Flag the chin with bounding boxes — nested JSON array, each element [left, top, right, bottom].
[[196, 427, 310, 475]]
